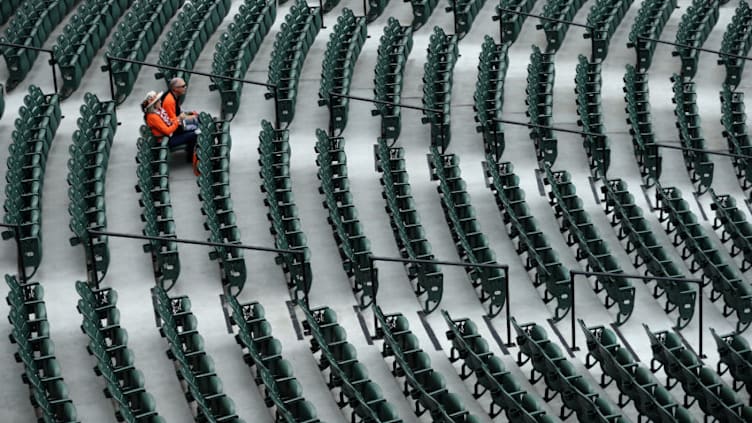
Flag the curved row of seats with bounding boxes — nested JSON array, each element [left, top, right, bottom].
[[0, 0, 23, 25], [672, 0, 719, 79], [374, 306, 480, 422], [106, 0, 183, 104], [265, 0, 322, 128], [447, 0, 487, 39], [156, 0, 230, 84], [483, 157, 572, 321], [67, 92, 117, 283], [374, 138, 443, 313], [579, 320, 693, 422], [645, 324, 752, 422], [719, 0, 752, 88], [526, 45, 557, 165], [538, 0, 587, 53], [300, 305, 401, 422], [719, 84, 752, 196], [671, 74, 713, 194], [152, 286, 244, 422], [135, 127, 181, 291], [53, 0, 134, 99], [210, 0, 276, 118], [623, 64, 661, 185], [655, 185, 752, 332], [257, 119, 312, 303], [195, 114, 246, 295], [372, 17, 413, 141], [574, 55, 610, 178], [473, 36, 507, 160], [585, 0, 633, 61], [6, 274, 80, 422], [709, 190, 752, 272], [711, 327, 752, 398], [513, 318, 625, 422], [76, 281, 164, 422], [315, 130, 377, 307], [428, 147, 506, 317], [627, 0, 677, 71], [0, 0, 76, 89], [318, 8, 367, 136], [443, 310, 555, 421], [544, 166, 636, 325], [601, 178, 696, 329], [2, 85, 61, 278], [422, 26, 458, 151], [224, 295, 320, 422], [495, 0, 536, 45]]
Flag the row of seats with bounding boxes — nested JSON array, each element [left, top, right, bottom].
[[53, 0, 133, 98], [135, 127, 180, 291], [106, 0, 183, 104], [473, 36, 507, 160], [300, 305, 400, 422], [67, 92, 117, 283], [526, 45, 557, 165], [600, 178, 696, 329], [152, 286, 244, 422], [655, 185, 752, 332], [719, 0, 752, 88], [623, 64, 661, 185], [372, 17, 413, 141], [627, 0, 677, 71], [209, 0, 276, 118], [6, 274, 80, 422], [373, 306, 480, 422], [719, 84, 752, 194], [574, 55, 610, 178], [257, 119, 312, 303], [224, 295, 320, 422], [513, 318, 625, 421], [646, 324, 752, 422], [538, 0, 587, 53], [443, 310, 555, 421], [585, 0, 633, 61], [2, 85, 62, 278], [447, 0, 487, 39], [709, 190, 752, 272], [580, 320, 693, 422], [314, 130, 377, 307], [428, 147, 506, 317], [265, 0, 322, 128], [711, 327, 752, 398], [422, 26, 458, 151], [0, 0, 76, 89], [318, 8, 367, 135], [195, 114, 247, 295], [157, 0, 231, 84], [482, 157, 572, 321], [0, 0, 23, 25], [408, 0, 440, 30], [374, 138, 443, 313], [544, 166, 636, 325], [495, 0, 536, 45], [76, 281, 164, 422], [672, 0, 719, 79], [672, 74, 713, 194]]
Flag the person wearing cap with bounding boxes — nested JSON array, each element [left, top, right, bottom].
[[142, 90, 197, 161], [163, 77, 199, 133]]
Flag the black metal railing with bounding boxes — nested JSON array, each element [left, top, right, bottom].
[[0, 41, 58, 93]]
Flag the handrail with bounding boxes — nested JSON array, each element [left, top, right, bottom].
[[0, 41, 58, 93]]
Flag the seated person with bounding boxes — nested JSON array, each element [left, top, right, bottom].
[[142, 90, 198, 162], [163, 77, 199, 132]]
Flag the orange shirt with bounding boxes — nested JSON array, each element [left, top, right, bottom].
[[146, 111, 179, 137], [162, 91, 180, 123]]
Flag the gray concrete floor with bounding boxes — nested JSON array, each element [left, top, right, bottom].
[[0, 0, 750, 422]]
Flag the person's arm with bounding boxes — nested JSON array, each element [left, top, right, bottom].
[[146, 113, 179, 136]]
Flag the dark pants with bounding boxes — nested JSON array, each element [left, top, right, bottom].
[[168, 131, 197, 162]]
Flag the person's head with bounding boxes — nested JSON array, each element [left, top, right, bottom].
[[169, 77, 188, 96], [141, 91, 163, 113]]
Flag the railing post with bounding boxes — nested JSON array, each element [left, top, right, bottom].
[[504, 269, 514, 347], [570, 270, 578, 351], [47, 50, 58, 94], [105, 55, 116, 103], [12, 226, 28, 285], [273, 85, 281, 130], [86, 234, 100, 290]]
